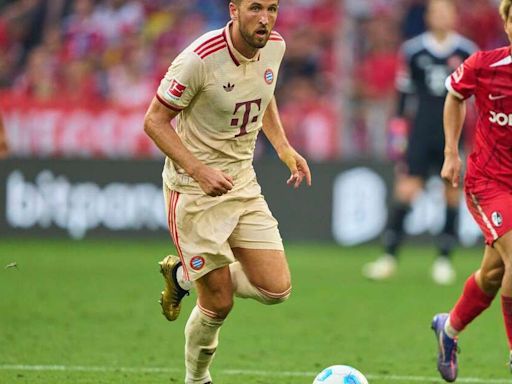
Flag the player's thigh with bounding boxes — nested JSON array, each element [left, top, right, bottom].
[[195, 265, 234, 318], [403, 132, 430, 183], [231, 247, 291, 293], [165, 185, 238, 282], [466, 189, 512, 247], [228, 192, 288, 291], [228, 194, 283, 252]]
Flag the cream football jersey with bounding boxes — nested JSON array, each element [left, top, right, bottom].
[[156, 21, 286, 194]]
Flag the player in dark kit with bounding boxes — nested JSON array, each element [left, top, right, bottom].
[[432, 0, 512, 381], [363, 0, 477, 285]]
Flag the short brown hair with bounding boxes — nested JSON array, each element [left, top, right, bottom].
[[500, 0, 512, 21]]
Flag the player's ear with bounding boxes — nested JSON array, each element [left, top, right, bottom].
[[229, 2, 239, 20]]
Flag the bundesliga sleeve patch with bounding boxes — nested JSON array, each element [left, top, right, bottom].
[[166, 79, 187, 101]]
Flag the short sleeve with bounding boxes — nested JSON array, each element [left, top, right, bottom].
[[156, 50, 205, 111], [445, 51, 479, 100]]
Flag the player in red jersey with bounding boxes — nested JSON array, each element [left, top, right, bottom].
[[432, 0, 512, 381]]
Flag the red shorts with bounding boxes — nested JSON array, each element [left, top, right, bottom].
[[465, 185, 512, 245]]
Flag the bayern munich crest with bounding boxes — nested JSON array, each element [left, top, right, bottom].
[[190, 256, 205, 271], [491, 211, 503, 227], [264, 68, 274, 84]]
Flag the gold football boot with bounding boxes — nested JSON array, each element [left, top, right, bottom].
[[158, 255, 189, 321]]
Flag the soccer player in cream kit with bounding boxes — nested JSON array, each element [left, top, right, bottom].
[[432, 0, 512, 381], [144, 1, 311, 383]]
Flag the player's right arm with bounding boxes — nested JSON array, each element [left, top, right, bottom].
[[441, 52, 478, 188], [144, 99, 233, 197], [441, 93, 465, 188]]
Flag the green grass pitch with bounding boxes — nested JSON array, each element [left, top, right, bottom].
[[0, 239, 509, 383]]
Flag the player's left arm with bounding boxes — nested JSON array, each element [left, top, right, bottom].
[[262, 96, 311, 188]]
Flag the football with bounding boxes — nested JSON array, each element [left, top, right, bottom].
[[312, 365, 369, 384]]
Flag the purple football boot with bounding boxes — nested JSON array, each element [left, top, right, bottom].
[[432, 313, 459, 382]]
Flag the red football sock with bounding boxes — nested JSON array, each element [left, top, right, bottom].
[[450, 274, 495, 331], [501, 295, 512, 350]]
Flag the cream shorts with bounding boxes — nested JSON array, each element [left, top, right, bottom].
[[163, 180, 283, 281]]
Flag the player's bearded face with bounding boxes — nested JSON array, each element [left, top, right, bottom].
[[237, 2, 278, 49]]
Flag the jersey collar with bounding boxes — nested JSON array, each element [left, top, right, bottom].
[[423, 32, 459, 58], [223, 21, 261, 66]]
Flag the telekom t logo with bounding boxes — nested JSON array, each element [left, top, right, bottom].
[[230, 99, 262, 137]]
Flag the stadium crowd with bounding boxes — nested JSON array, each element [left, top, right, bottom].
[[0, 0, 506, 159]]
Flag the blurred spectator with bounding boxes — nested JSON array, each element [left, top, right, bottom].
[[354, 13, 399, 158], [348, 6, 401, 159], [61, 0, 104, 61], [456, 0, 506, 49], [12, 46, 58, 100], [280, 77, 339, 161], [105, 32, 155, 107], [60, 57, 105, 104], [92, 0, 145, 45]]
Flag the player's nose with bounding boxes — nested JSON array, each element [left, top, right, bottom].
[[259, 12, 269, 25]]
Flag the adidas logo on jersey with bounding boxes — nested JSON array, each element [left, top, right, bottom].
[[223, 82, 235, 92]]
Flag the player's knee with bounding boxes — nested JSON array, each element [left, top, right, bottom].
[[395, 179, 422, 203], [257, 285, 292, 305]]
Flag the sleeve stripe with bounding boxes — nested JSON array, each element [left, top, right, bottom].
[[195, 38, 225, 55], [199, 44, 227, 59], [445, 76, 465, 100], [194, 34, 223, 53], [156, 94, 183, 112]]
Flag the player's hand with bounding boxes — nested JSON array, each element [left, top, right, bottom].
[[193, 164, 234, 197], [278, 146, 312, 188], [441, 151, 462, 188]]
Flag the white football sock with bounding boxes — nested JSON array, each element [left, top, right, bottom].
[[177, 265, 192, 291], [444, 316, 459, 339], [184, 306, 223, 384]]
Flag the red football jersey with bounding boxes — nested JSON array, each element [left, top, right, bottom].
[[446, 46, 512, 191]]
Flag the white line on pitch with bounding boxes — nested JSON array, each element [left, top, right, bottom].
[[0, 364, 510, 383]]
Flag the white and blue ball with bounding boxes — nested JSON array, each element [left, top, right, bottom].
[[312, 365, 368, 384]]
